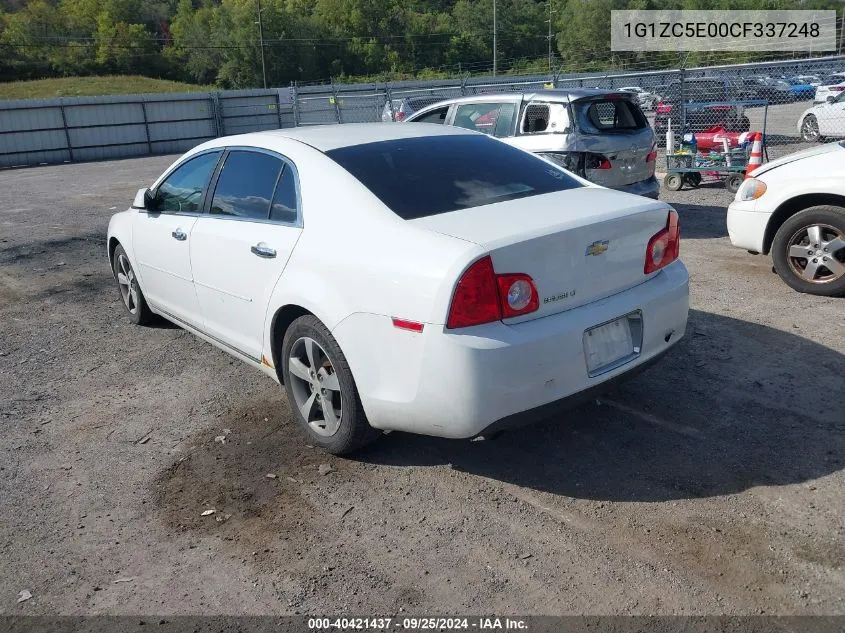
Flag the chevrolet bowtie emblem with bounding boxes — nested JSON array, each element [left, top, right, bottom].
[[585, 240, 609, 256]]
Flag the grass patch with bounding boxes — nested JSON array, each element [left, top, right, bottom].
[[0, 76, 214, 101]]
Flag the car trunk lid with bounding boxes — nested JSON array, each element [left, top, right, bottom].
[[570, 96, 656, 188], [410, 187, 672, 321]]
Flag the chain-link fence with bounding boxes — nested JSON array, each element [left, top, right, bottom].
[[3, 55, 845, 170]]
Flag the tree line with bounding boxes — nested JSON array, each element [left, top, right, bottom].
[[0, 0, 841, 88]]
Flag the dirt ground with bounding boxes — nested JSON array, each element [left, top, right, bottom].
[[1, 155, 843, 617]]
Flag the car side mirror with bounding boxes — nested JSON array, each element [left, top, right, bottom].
[[132, 187, 157, 211], [827, 95, 836, 104]]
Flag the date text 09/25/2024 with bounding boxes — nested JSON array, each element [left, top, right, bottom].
[[308, 617, 529, 630]]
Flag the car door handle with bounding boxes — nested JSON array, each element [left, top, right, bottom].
[[250, 244, 276, 258], [171, 230, 187, 241]]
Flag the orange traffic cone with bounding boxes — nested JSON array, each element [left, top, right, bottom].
[[745, 132, 764, 179]]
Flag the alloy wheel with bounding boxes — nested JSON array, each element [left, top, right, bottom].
[[786, 224, 845, 284], [116, 253, 140, 314], [287, 336, 343, 437], [801, 116, 820, 142]]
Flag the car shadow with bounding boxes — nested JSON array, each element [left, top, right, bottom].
[[353, 309, 844, 502], [670, 203, 729, 239]]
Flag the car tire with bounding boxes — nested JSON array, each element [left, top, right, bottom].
[[112, 244, 154, 325], [771, 205, 845, 297], [728, 115, 751, 133], [281, 315, 381, 454], [800, 115, 823, 143]]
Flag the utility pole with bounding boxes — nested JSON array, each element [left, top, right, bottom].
[[546, 0, 556, 72], [257, 0, 268, 89], [493, 0, 497, 76]]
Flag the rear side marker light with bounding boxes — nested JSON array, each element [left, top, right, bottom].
[[392, 317, 424, 332]]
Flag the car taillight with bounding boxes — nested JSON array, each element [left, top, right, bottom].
[[446, 256, 539, 328], [394, 111, 406, 121], [832, 86, 845, 92], [497, 274, 539, 318], [644, 210, 680, 274], [585, 153, 612, 170], [656, 101, 672, 114], [646, 146, 657, 163]]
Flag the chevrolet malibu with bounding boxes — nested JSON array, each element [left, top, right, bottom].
[[108, 124, 689, 454]]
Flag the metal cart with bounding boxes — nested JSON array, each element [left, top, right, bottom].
[[663, 147, 750, 194]]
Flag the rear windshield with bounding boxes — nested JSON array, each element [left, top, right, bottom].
[[574, 98, 648, 134], [326, 135, 582, 220]]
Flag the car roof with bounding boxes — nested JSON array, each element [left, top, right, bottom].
[[203, 122, 476, 153], [413, 88, 634, 106]]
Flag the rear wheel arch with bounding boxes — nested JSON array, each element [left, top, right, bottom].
[[763, 194, 845, 254], [270, 304, 313, 384]]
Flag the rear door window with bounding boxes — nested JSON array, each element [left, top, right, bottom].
[[574, 99, 648, 134], [209, 150, 283, 220], [325, 134, 582, 220], [452, 102, 517, 137]]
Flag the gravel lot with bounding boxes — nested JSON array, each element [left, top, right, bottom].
[[1, 154, 843, 617]]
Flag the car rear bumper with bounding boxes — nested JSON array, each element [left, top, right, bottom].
[[333, 260, 689, 439], [612, 175, 660, 199]]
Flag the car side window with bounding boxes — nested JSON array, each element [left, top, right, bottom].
[[522, 103, 550, 134], [209, 150, 283, 220], [270, 164, 299, 224], [453, 102, 516, 137], [156, 151, 221, 213], [413, 106, 449, 124]]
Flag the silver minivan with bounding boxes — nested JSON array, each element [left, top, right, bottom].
[[404, 89, 659, 199]]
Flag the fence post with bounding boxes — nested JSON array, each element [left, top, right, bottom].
[[140, 98, 152, 154], [210, 92, 224, 137], [384, 82, 396, 121], [58, 98, 74, 163], [330, 78, 343, 123], [291, 82, 300, 127], [678, 65, 686, 137], [460, 74, 468, 96], [275, 90, 284, 129]]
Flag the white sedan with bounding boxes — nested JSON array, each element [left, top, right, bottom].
[[108, 124, 689, 454], [728, 141, 845, 296], [798, 91, 845, 142]]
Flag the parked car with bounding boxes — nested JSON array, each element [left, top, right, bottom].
[[783, 77, 816, 101], [728, 141, 845, 296], [794, 74, 822, 87], [619, 86, 659, 110], [814, 73, 845, 103], [381, 94, 447, 122], [797, 91, 845, 142], [743, 76, 792, 104], [405, 89, 660, 199], [108, 123, 689, 453], [653, 77, 751, 136]]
